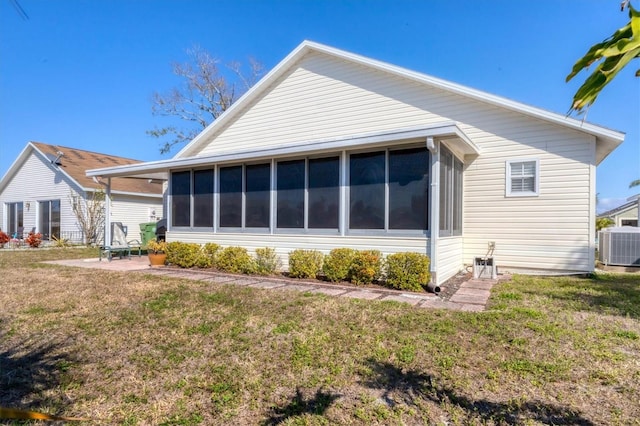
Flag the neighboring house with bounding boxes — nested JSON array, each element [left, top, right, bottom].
[[598, 198, 639, 227], [86, 41, 624, 284], [0, 142, 163, 244]]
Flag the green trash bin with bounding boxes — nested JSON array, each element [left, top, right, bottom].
[[139, 222, 158, 249]]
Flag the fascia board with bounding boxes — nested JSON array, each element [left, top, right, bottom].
[[87, 122, 477, 178], [174, 40, 623, 164], [305, 41, 625, 146]]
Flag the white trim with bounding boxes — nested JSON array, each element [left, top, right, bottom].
[[505, 159, 540, 197], [174, 40, 623, 164], [87, 123, 476, 179]]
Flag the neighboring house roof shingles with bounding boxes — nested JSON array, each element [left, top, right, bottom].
[[1, 142, 162, 196]]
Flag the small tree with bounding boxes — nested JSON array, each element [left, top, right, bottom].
[[70, 189, 105, 245], [147, 46, 264, 154]]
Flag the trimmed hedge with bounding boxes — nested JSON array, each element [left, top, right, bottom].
[[166, 242, 201, 268], [196, 242, 220, 268], [385, 252, 431, 291], [288, 249, 324, 279], [322, 248, 357, 282], [216, 246, 255, 274], [255, 247, 281, 275], [350, 250, 383, 285]]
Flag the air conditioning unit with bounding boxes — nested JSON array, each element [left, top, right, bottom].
[[473, 257, 497, 279], [599, 227, 640, 266]]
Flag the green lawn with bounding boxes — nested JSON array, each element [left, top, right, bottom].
[[1, 248, 639, 425]]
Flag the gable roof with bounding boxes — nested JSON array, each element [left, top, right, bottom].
[[0, 142, 162, 196], [598, 197, 639, 218], [175, 40, 624, 164]]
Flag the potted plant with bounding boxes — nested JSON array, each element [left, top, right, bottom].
[[0, 231, 9, 248], [146, 239, 167, 267]]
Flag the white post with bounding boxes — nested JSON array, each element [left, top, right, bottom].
[[427, 137, 439, 285], [104, 177, 112, 246]]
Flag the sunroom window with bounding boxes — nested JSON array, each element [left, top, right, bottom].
[[276, 156, 340, 230], [349, 147, 430, 232], [439, 146, 463, 237], [171, 169, 214, 228], [219, 163, 271, 229]]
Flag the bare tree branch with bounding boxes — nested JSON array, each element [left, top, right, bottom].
[[148, 46, 263, 154], [70, 189, 105, 245]]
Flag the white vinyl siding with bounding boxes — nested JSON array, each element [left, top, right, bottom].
[[0, 150, 163, 244], [175, 49, 598, 275], [109, 195, 163, 242], [167, 230, 431, 270]]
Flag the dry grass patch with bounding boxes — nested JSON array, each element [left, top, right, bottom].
[[1, 249, 639, 424]]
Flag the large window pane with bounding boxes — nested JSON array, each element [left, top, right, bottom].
[[219, 166, 242, 227], [171, 171, 191, 227], [439, 149, 453, 235], [277, 160, 304, 228], [245, 163, 271, 228], [193, 169, 214, 227], [350, 152, 385, 229], [39, 201, 51, 239], [51, 200, 61, 239], [308, 157, 339, 229], [389, 148, 429, 230], [8, 202, 23, 236]]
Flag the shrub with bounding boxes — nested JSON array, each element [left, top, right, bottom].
[[350, 250, 382, 285], [0, 231, 9, 246], [385, 252, 431, 292], [288, 249, 324, 279], [196, 243, 220, 268], [216, 246, 255, 274], [25, 232, 43, 248], [166, 242, 201, 268], [254, 247, 281, 275], [322, 248, 357, 282]]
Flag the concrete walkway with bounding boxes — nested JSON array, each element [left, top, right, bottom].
[[44, 256, 506, 311]]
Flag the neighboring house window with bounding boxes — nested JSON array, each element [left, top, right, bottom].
[[7, 202, 23, 237], [276, 156, 340, 230], [506, 159, 539, 196], [171, 169, 215, 228], [622, 219, 638, 227], [439, 146, 463, 237], [219, 163, 271, 229], [349, 147, 429, 232], [39, 200, 61, 240]]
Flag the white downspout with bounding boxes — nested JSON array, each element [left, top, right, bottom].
[[427, 137, 440, 289]]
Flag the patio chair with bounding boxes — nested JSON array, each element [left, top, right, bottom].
[[99, 222, 141, 261]]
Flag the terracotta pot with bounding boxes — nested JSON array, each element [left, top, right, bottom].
[[148, 252, 167, 267]]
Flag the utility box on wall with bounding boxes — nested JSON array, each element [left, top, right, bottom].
[[474, 257, 497, 279]]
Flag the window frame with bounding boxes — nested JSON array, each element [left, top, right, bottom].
[[439, 145, 463, 238], [39, 199, 61, 240], [218, 161, 272, 232], [346, 144, 430, 236], [506, 159, 539, 197], [170, 168, 215, 229], [274, 155, 341, 234]]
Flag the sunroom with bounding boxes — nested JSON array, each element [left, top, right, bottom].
[[87, 123, 479, 285]]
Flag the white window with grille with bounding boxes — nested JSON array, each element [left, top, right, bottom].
[[506, 159, 539, 197]]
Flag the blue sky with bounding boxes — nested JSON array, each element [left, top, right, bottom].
[[1, 0, 638, 212]]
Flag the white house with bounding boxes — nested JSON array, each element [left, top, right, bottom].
[[0, 142, 164, 244], [86, 41, 624, 284], [598, 198, 639, 227]]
